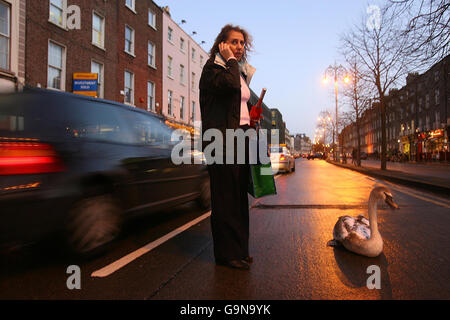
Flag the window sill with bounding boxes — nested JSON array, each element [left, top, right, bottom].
[[0, 68, 15, 78], [148, 64, 157, 70], [46, 86, 65, 92], [92, 42, 106, 51], [168, 75, 174, 80], [149, 24, 157, 31], [125, 5, 137, 14], [124, 102, 136, 107], [125, 50, 136, 58], [48, 19, 69, 31]]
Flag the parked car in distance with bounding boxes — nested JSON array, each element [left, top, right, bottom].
[[360, 152, 368, 160], [269, 145, 295, 173], [0, 88, 210, 256]]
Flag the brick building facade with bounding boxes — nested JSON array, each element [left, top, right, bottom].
[[25, 0, 162, 113], [341, 54, 450, 162], [0, 0, 26, 93]]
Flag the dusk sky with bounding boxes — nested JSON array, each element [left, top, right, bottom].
[[155, 0, 386, 139]]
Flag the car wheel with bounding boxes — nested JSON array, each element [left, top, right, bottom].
[[196, 178, 211, 210], [66, 194, 122, 256]]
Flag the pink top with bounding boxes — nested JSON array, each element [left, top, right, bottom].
[[227, 56, 251, 126], [240, 75, 250, 126]]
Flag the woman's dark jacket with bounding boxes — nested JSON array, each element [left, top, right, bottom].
[[199, 56, 252, 153]]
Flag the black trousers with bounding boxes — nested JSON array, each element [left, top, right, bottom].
[[207, 125, 251, 262]]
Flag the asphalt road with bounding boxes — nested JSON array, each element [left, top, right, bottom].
[[1, 158, 449, 300]]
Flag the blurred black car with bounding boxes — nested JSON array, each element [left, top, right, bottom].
[[0, 89, 210, 255], [307, 152, 326, 160]]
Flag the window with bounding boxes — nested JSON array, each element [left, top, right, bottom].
[[167, 90, 173, 116], [180, 37, 185, 52], [200, 55, 203, 67], [191, 48, 196, 61], [180, 96, 185, 120], [0, 1, 10, 70], [435, 89, 440, 105], [147, 81, 155, 112], [418, 97, 423, 112], [125, 25, 134, 55], [47, 41, 65, 90], [168, 27, 173, 42], [434, 70, 439, 82], [92, 12, 105, 48], [148, 9, 156, 28], [167, 56, 173, 78], [191, 101, 196, 122], [425, 94, 430, 109], [180, 64, 185, 85], [124, 71, 134, 105], [122, 111, 173, 146], [191, 72, 195, 91], [148, 41, 155, 67], [49, 0, 63, 26], [125, 0, 135, 11], [435, 111, 440, 129], [91, 60, 104, 98]]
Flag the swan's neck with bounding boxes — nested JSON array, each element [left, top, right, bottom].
[[368, 193, 380, 235]]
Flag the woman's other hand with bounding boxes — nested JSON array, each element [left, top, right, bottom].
[[219, 42, 235, 61]]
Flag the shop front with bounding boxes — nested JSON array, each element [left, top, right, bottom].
[[400, 135, 413, 160], [416, 128, 449, 162]]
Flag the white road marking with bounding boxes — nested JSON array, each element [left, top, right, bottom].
[[91, 211, 211, 278], [92, 172, 282, 278]]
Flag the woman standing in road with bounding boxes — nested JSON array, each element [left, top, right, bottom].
[[199, 25, 261, 270]]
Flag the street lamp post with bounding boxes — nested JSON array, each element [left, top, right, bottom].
[[323, 63, 349, 162]]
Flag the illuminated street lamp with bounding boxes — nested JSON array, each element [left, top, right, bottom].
[[317, 111, 332, 147], [323, 63, 349, 162]]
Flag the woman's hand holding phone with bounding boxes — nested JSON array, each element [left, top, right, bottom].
[[219, 42, 235, 61]]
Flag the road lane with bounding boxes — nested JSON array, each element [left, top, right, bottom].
[[151, 159, 450, 299]]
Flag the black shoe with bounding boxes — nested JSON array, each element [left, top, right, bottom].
[[243, 256, 253, 264], [216, 259, 250, 270]]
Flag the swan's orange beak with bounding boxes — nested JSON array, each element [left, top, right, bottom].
[[384, 193, 399, 209]]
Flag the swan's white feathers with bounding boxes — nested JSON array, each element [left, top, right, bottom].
[[333, 215, 371, 242], [328, 186, 395, 257], [356, 215, 370, 226]]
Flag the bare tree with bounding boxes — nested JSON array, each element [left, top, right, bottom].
[[340, 55, 374, 166], [341, 4, 413, 170], [389, 0, 449, 66]]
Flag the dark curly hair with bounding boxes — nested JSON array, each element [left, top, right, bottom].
[[209, 24, 253, 63]]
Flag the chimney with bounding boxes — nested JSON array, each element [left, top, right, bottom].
[[162, 6, 171, 16]]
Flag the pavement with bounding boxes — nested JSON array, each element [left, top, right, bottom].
[[327, 159, 450, 197]]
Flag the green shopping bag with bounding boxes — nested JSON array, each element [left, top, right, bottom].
[[248, 163, 277, 198]]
